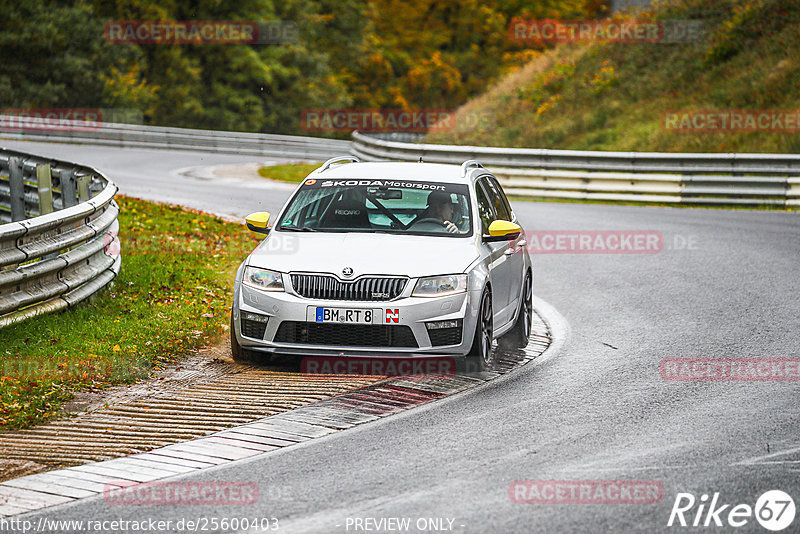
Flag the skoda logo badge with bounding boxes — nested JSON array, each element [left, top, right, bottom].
[[342, 267, 354, 277]]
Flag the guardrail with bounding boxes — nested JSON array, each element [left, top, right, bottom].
[[352, 132, 800, 207], [4, 117, 797, 207], [0, 115, 350, 161], [0, 147, 121, 327]]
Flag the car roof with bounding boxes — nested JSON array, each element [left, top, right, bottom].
[[311, 161, 478, 184]]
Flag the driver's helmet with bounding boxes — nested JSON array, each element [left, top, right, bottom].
[[426, 190, 463, 230], [426, 190, 456, 207]]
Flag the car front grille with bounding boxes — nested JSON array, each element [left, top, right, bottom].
[[273, 321, 418, 348], [428, 325, 463, 347], [290, 274, 407, 301]]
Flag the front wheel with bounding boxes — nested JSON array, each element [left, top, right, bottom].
[[499, 272, 532, 350], [465, 288, 493, 372]]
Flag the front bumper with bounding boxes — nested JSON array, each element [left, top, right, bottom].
[[234, 283, 479, 357]]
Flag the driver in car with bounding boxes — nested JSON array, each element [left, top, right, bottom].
[[423, 190, 461, 233]]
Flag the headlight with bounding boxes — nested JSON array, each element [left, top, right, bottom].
[[243, 267, 284, 292], [412, 274, 468, 297]]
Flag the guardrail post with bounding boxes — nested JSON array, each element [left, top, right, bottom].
[[88, 176, 103, 197], [8, 156, 25, 221], [61, 169, 78, 208], [36, 163, 54, 215], [77, 174, 91, 202]]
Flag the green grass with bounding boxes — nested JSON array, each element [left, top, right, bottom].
[[427, 0, 800, 153], [0, 196, 261, 430], [258, 163, 322, 183]]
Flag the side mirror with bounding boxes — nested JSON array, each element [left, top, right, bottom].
[[245, 212, 271, 235], [485, 220, 521, 242]]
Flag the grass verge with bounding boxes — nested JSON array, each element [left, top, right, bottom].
[[258, 162, 321, 183], [0, 196, 260, 430]]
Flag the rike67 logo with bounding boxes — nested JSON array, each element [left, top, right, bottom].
[[668, 490, 795, 531]]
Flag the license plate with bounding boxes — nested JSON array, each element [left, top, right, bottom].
[[309, 307, 381, 325]]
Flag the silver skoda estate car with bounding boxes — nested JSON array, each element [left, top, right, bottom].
[[231, 156, 533, 370]]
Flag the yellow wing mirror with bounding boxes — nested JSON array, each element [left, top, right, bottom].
[[245, 212, 271, 235], [486, 220, 521, 242]]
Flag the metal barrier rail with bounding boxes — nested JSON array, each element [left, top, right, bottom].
[[352, 131, 800, 207], [0, 115, 350, 161], [4, 116, 796, 206], [0, 147, 121, 327]]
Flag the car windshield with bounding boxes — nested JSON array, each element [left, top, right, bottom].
[[276, 178, 473, 237]]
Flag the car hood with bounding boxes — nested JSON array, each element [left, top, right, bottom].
[[247, 231, 478, 279]]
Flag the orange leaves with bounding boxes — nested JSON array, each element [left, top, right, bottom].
[[405, 52, 464, 107]]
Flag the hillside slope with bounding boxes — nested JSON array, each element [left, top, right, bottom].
[[426, 0, 800, 153]]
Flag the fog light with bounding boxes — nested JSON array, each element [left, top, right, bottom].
[[242, 311, 269, 323], [426, 320, 461, 330], [241, 312, 269, 340]]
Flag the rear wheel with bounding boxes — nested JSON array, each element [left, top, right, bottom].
[[465, 288, 493, 372], [230, 311, 258, 363], [499, 272, 532, 350]]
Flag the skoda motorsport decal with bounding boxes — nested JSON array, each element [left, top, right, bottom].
[[306, 178, 450, 191]]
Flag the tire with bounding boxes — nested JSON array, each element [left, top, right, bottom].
[[499, 272, 532, 350], [465, 288, 493, 372], [230, 311, 258, 363]]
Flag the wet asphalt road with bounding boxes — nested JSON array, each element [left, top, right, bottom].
[[3, 139, 799, 533]]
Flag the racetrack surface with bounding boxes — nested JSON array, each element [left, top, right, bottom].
[[2, 139, 799, 533], [0, 139, 300, 221]]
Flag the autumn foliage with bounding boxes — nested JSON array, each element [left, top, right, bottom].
[[0, 0, 607, 135]]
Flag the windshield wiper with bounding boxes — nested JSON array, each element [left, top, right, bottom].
[[280, 226, 317, 232]]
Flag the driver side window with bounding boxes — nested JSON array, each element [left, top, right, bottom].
[[475, 181, 496, 235], [283, 191, 334, 227], [482, 177, 512, 222]]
